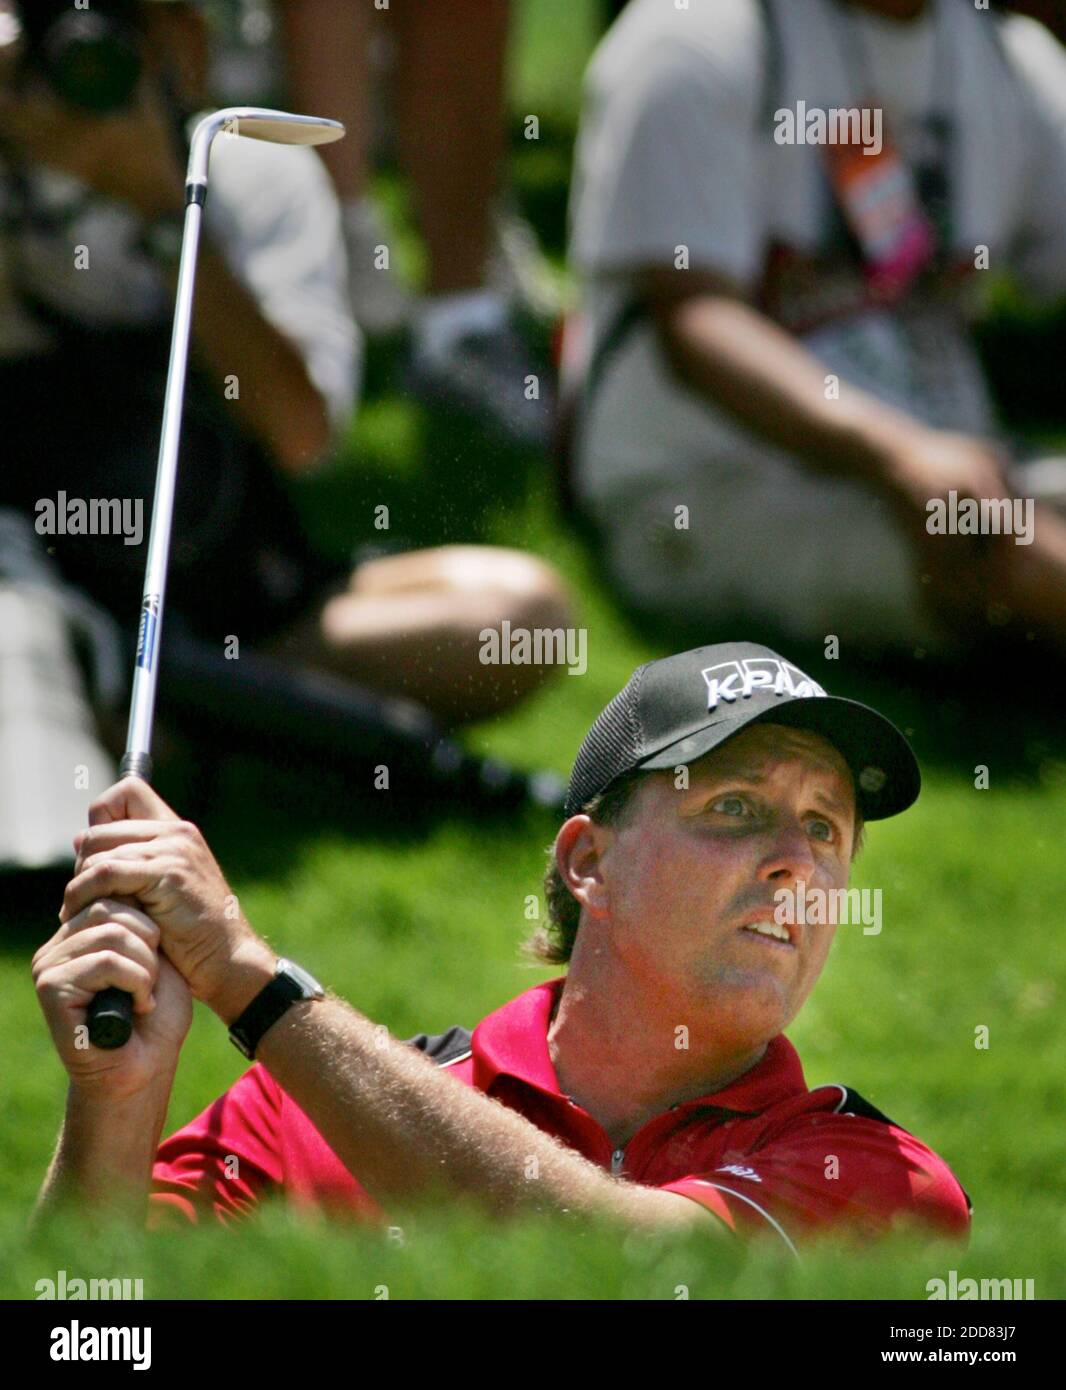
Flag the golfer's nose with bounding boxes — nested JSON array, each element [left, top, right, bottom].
[[758, 822, 817, 885]]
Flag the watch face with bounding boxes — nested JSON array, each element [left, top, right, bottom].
[[279, 959, 325, 1000], [229, 959, 324, 1059]]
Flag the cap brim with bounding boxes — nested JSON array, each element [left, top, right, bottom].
[[637, 695, 920, 820]]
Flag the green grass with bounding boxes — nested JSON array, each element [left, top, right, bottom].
[[6, 747, 1065, 1299], [4, 0, 1066, 1301]]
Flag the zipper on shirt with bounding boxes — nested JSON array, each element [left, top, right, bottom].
[[610, 1147, 625, 1177]]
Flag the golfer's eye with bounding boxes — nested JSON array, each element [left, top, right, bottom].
[[808, 818, 834, 842], [712, 795, 749, 818]]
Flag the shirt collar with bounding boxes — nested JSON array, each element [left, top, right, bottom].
[[471, 976, 810, 1116]]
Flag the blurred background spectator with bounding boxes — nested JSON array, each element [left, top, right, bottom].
[[205, 0, 559, 448], [563, 0, 1066, 665], [0, 0, 571, 872], [5, 0, 1066, 873]]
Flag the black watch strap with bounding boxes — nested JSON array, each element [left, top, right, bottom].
[[229, 959, 324, 1059]]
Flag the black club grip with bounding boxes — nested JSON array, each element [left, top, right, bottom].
[[84, 758, 151, 1048], [86, 986, 134, 1049]]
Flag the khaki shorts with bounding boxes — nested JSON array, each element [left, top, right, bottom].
[[586, 456, 950, 654]]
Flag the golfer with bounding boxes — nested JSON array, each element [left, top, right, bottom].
[[32, 641, 971, 1248]]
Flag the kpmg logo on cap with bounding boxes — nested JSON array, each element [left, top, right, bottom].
[[701, 657, 826, 711]]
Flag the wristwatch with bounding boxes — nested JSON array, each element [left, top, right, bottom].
[[228, 958, 325, 1059]]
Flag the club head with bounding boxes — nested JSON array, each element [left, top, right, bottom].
[[231, 114, 346, 147], [187, 109, 346, 187]]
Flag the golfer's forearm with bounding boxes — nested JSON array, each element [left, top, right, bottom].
[[170, 235, 331, 476], [654, 295, 925, 484], [255, 997, 703, 1231], [33, 1081, 173, 1225]]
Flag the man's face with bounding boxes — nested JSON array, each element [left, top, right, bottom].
[[593, 723, 857, 1045]]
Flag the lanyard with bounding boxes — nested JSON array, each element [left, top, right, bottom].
[[826, 0, 956, 257]]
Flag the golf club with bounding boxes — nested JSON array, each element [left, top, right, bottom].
[[86, 108, 345, 1050]]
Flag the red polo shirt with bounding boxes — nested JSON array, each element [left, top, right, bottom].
[[150, 977, 971, 1249]]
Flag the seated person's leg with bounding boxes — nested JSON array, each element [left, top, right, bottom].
[[594, 452, 1066, 663], [591, 459, 952, 656], [261, 545, 575, 726]]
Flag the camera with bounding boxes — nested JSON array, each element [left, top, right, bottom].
[[12, 0, 142, 114]]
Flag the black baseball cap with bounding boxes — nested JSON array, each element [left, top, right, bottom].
[[565, 642, 920, 822]]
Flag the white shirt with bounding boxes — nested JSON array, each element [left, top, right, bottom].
[[567, 0, 1066, 502], [0, 108, 359, 438]]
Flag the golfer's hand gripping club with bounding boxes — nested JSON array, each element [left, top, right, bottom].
[[83, 761, 151, 1051], [83, 107, 344, 1050]]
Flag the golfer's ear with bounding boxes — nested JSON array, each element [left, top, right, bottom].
[[88, 777, 181, 826], [555, 815, 611, 921]]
